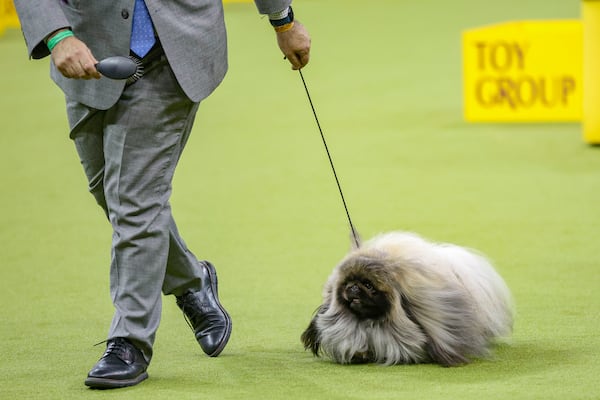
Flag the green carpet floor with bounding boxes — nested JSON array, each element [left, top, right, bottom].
[[1, 1, 598, 399]]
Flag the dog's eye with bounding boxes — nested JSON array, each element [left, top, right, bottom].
[[363, 281, 373, 290]]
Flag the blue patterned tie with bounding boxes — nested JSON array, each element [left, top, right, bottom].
[[130, 0, 156, 58]]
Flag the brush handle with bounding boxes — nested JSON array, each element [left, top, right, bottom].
[[95, 56, 138, 80]]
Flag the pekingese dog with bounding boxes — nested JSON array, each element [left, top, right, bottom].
[[301, 231, 514, 366]]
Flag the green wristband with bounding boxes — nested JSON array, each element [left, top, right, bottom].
[[47, 30, 74, 52]]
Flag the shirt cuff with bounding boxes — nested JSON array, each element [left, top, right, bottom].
[[268, 8, 289, 21]]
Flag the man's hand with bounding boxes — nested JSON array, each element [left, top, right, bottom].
[[49, 32, 101, 80], [276, 20, 311, 70]]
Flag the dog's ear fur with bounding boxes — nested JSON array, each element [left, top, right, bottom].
[[300, 317, 321, 356], [301, 305, 328, 356]]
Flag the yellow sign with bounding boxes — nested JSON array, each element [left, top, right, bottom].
[[0, 0, 19, 35], [462, 20, 582, 122]]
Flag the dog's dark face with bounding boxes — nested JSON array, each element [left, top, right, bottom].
[[301, 255, 398, 362], [335, 259, 393, 320]]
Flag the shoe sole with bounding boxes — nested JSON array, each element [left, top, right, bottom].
[[203, 261, 232, 357], [85, 372, 149, 389]]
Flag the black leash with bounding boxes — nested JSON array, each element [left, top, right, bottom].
[[298, 69, 360, 248]]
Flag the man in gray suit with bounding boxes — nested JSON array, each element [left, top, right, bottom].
[[14, 0, 310, 389]]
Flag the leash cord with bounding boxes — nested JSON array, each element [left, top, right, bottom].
[[298, 69, 360, 248]]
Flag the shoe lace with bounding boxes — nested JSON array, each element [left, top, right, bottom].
[[93, 338, 130, 359], [179, 298, 204, 334], [106, 339, 128, 355], [180, 302, 196, 334], [178, 294, 217, 334]]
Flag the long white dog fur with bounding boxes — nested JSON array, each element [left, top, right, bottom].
[[301, 231, 514, 366]]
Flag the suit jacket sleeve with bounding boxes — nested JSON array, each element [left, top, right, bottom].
[[13, 0, 70, 59], [253, 0, 292, 15]]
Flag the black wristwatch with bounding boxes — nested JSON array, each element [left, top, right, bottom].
[[269, 6, 294, 27]]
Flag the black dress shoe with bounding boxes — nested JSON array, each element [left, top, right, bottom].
[[176, 261, 232, 357], [85, 338, 149, 389]]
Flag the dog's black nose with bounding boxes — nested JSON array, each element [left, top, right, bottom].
[[349, 284, 360, 294]]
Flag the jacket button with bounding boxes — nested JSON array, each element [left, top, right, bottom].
[[121, 9, 130, 19]]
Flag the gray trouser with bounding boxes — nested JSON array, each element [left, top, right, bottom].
[[67, 56, 204, 362]]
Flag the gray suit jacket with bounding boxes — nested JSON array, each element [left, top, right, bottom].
[[14, 0, 291, 109]]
